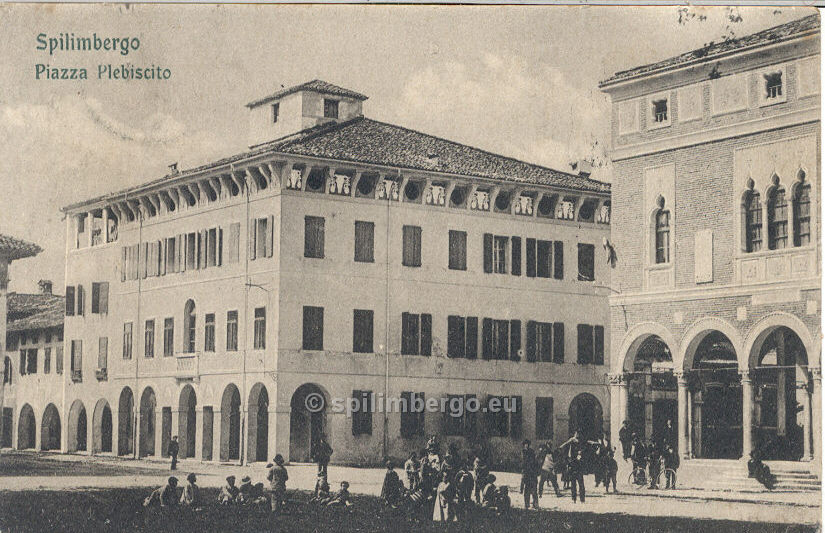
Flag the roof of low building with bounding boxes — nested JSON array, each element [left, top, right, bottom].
[[6, 292, 64, 333], [600, 13, 820, 87], [246, 79, 369, 108], [0, 234, 42, 261]]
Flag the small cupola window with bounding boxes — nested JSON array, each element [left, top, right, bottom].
[[764, 72, 782, 100], [323, 99, 339, 119]]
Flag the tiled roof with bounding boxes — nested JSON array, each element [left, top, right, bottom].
[[0, 234, 42, 261], [6, 293, 64, 333], [246, 79, 369, 108], [601, 13, 820, 86], [261, 117, 611, 193]]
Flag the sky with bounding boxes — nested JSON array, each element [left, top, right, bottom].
[[0, 4, 815, 293]]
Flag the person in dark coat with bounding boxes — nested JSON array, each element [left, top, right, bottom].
[[520, 439, 539, 509], [604, 448, 618, 493], [647, 441, 661, 489], [168, 436, 179, 471], [380, 461, 404, 507], [144, 476, 179, 508], [472, 454, 488, 504], [568, 451, 586, 503], [267, 454, 289, 513], [311, 434, 333, 477], [619, 421, 632, 461], [663, 445, 679, 489]]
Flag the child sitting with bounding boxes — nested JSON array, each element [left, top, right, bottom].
[[218, 475, 240, 505], [326, 481, 353, 507], [311, 475, 331, 504]]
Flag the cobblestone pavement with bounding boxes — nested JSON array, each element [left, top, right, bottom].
[[0, 452, 820, 526]]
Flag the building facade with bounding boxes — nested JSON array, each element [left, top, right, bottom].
[[600, 15, 821, 468], [58, 80, 612, 465]]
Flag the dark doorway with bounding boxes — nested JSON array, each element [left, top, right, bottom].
[[220, 384, 241, 462], [290, 384, 327, 462], [118, 387, 134, 456]]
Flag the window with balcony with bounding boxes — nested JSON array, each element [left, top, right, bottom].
[[354, 221, 374, 263], [123, 322, 133, 360], [204, 313, 215, 352], [144, 319, 155, 358], [744, 189, 763, 253], [253, 307, 266, 350], [765, 72, 783, 99], [793, 180, 811, 247], [767, 185, 788, 250], [651, 97, 669, 127], [401, 312, 431, 356], [302, 306, 324, 351], [226, 311, 238, 351], [164, 318, 174, 357]]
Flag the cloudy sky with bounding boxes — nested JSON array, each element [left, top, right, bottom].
[[0, 4, 813, 293]]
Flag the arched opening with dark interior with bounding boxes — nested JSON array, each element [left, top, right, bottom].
[[93, 399, 113, 454], [248, 383, 269, 462], [17, 404, 35, 449], [68, 399, 87, 453], [118, 387, 135, 456], [139, 387, 157, 457], [290, 383, 328, 463], [568, 393, 604, 443], [627, 335, 677, 446], [40, 403, 61, 451], [220, 384, 241, 462], [178, 385, 197, 459]]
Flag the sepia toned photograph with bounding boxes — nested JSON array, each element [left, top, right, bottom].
[[0, 3, 821, 531]]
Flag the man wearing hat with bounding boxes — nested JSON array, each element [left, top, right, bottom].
[[180, 473, 201, 508], [169, 436, 179, 471], [521, 439, 539, 509], [219, 475, 240, 504], [239, 475, 266, 505], [267, 454, 289, 513]]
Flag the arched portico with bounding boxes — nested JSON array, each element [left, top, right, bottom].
[[40, 403, 61, 451], [290, 383, 328, 463], [139, 387, 157, 457], [178, 385, 197, 459], [220, 384, 241, 462], [248, 383, 269, 463], [17, 404, 35, 450], [93, 399, 113, 454], [68, 400, 88, 453], [118, 387, 135, 456]]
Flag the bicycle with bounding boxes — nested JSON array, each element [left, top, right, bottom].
[[627, 466, 648, 490], [656, 468, 678, 489]]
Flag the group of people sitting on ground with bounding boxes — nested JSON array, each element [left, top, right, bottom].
[[144, 473, 203, 509]]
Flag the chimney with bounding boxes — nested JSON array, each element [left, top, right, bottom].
[[38, 279, 53, 295], [571, 159, 593, 178]]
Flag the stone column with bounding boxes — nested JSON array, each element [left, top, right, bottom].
[[194, 408, 204, 461], [686, 389, 693, 458], [87, 212, 94, 247], [740, 370, 754, 460], [608, 373, 627, 447], [798, 381, 812, 461], [676, 371, 689, 459], [102, 208, 109, 244], [811, 368, 821, 471], [171, 409, 180, 457]]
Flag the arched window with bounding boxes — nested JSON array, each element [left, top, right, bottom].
[[793, 178, 811, 247], [767, 185, 788, 250], [3, 357, 12, 385], [744, 190, 762, 253], [654, 208, 670, 264], [184, 300, 196, 353]]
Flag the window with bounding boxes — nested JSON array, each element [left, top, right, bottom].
[[65, 286, 76, 316], [493, 236, 508, 273], [163, 318, 174, 357], [527, 321, 562, 363], [184, 300, 196, 353], [204, 313, 215, 352], [226, 222, 241, 264], [76, 284, 85, 316], [481, 318, 521, 361], [2, 357, 11, 384], [444, 394, 478, 437], [70, 340, 82, 381], [304, 216, 325, 259], [767, 186, 788, 250], [354, 221, 374, 263], [448, 230, 467, 271], [272, 102, 280, 123], [302, 306, 324, 351], [324, 99, 339, 119], [511, 236, 521, 276], [55, 346, 63, 374], [123, 322, 133, 359], [577, 324, 604, 365], [577, 243, 595, 281], [401, 312, 431, 356], [536, 397, 554, 440], [447, 315, 479, 359], [744, 190, 763, 253], [794, 182, 811, 247], [44, 347, 51, 374], [25, 349, 37, 375], [98, 337, 108, 370], [250, 217, 274, 260], [144, 319, 155, 358], [400, 391, 425, 438], [655, 209, 671, 263], [553, 242, 564, 279], [253, 307, 266, 350], [351, 390, 372, 435], [186, 232, 197, 269], [226, 311, 238, 351], [484, 396, 521, 437], [91, 282, 109, 314], [652, 98, 668, 123], [764, 72, 783, 99], [165, 237, 177, 272], [402, 225, 422, 267], [353, 309, 374, 353]]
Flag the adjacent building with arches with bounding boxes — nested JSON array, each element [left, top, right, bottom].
[[600, 14, 821, 469], [55, 80, 612, 466]]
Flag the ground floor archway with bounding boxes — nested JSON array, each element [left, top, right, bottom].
[[17, 404, 35, 449], [40, 403, 61, 451], [68, 400, 88, 453], [248, 383, 269, 463], [626, 335, 677, 445], [178, 385, 197, 459], [118, 387, 135, 456], [568, 393, 604, 442], [220, 384, 241, 462], [290, 383, 327, 463], [139, 387, 156, 457], [93, 399, 112, 454]]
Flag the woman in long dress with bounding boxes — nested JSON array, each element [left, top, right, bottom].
[[432, 471, 456, 522]]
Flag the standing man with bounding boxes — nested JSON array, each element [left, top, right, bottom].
[[521, 439, 539, 510], [311, 434, 333, 477], [267, 454, 289, 514], [568, 451, 586, 503], [169, 436, 179, 471], [619, 421, 632, 461]]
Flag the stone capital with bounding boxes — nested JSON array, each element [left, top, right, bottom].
[[811, 367, 822, 381], [738, 370, 753, 384], [607, 372, 628, 386]]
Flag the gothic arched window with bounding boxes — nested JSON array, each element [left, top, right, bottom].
[[744, 189, 762, 253], [184, 300, 196, 353], [793, 174, 811, 247], [655, 207, 670, 264], [767, 184, 788, 250]]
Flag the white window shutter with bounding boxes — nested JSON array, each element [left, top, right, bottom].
[[266, 215, 274, 258], [249, 218, 257, 260]]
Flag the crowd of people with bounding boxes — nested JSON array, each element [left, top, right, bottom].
[[143, 424, 680, 521], [620, 420, 680, 489]]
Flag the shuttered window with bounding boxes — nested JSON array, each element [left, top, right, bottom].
[[302, 306, 324, 351], [402, 225, 422, 267], [401, 312, 431, 356], [98, 337, 108, 370], [554, 241, 564, 279], [577, 243, 595, 281], [351, 390, 373, 435], [448, 230, 467, 271], [511, 236, 521, 276], [400, 391, 425, 438], [225, 311, 237, 352], [536, 397, 554, 439], [253, 307, 266, 350], [204, 313, 215, 352], [65, 286, 76, 316], [304, 216, 325, 259], [353, 309, 374, 353], [354, 221, 375, 263], [164, 318, 174, 357]]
